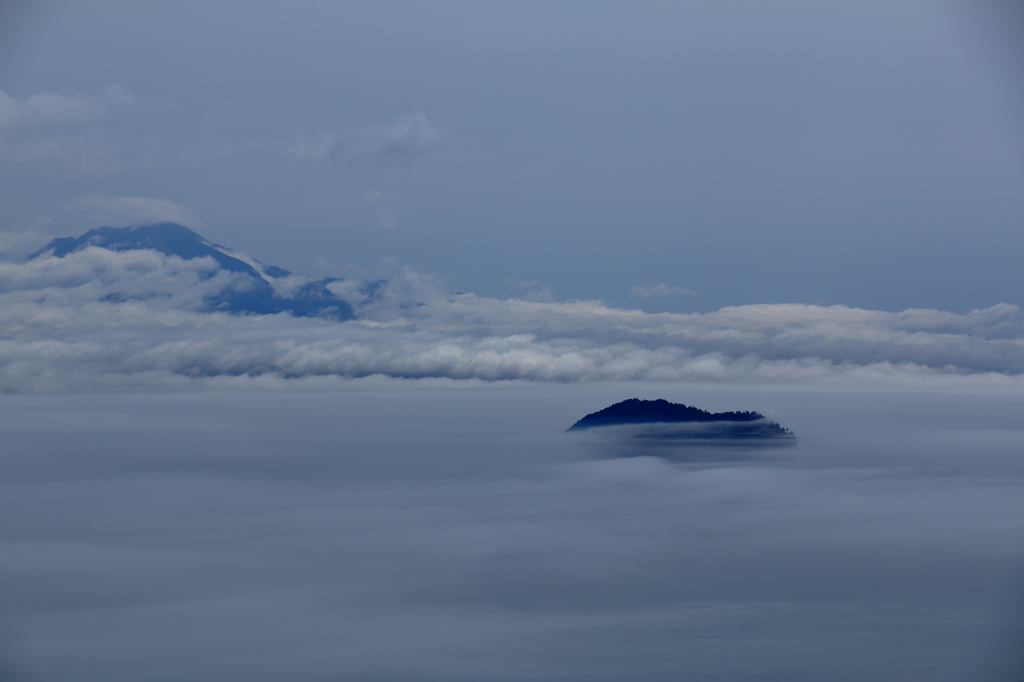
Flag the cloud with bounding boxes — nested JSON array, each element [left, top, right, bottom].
[[70, 194, 199, 228], [0, 134, 222, 175], [0, 246, 243, 311], [504, 278, 555, 302], [630, 284, 697, 298], [0, 250, 1021, 391], [0, 85, 135, 128], [0, 229, 52, 261], [363, 190, 398, 230], [0, 88, 237, 174], [343, 113, 446, 164], [0, 132, 146, 174], [286, 113, 448, 165], [282, 132, 339, 160]]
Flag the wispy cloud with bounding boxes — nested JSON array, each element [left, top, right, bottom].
[[0, 228, 52, 261], [0, 131, 241, 175], [630, 284, 696, 298], [344, 113, 446, 164], [362, 190, 398, 230], [282, 132, 339, 160], [0, 85, 135, 128], [0, 132, 144, 174], [505, 278, 556, 302], [0, 87, 243, 174], [70, 194, 199, 228], [286, 113, 448, 165]]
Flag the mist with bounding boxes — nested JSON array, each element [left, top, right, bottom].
[[2, 383, 1020, 681]]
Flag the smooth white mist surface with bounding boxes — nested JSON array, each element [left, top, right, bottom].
[[1, 383, 1021, 681]]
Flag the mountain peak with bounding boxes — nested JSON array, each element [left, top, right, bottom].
[[31, 223, 354, 320], [568, 398, 787, 432]]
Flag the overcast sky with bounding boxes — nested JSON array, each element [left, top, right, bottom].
[[0, 1, 1021, 313]]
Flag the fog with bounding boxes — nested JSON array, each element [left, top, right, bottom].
[[2, 383, 1020, 681]]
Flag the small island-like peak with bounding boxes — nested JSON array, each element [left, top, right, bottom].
[[568, 398, 792, 436]]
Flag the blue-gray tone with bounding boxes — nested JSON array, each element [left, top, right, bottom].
[[31, 223, 354, 318], [1, 3, 1022, 680], [0, 385, 1021, 681], [1, 1, 1021, 313], [566, 398, 794, 441], [569, 398, 774, 429]]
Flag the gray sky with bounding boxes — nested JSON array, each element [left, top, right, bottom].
[[1, 0, 1021, 313]]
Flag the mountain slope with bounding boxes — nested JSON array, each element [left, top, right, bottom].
[[31, 223, 354, 319], [568, 398, 792, 435]]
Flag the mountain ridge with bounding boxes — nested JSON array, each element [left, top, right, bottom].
[[30, 223, 355, 320]]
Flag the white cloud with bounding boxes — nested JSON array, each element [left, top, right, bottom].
[[504, 278, 556, 302], [630, 284, 697, 298], [343, 113, 446, 164], [0, 249, 1020, 391], [286, 113, 448, 165], [0, 85, 135, 128], [70, 194, 199, 228]]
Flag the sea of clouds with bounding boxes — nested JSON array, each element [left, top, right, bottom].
[[2, 242, 1022, 681], [0, 245, 1021, 391], [2, 386, 1021, 681]]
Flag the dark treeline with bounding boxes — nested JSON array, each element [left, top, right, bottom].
[[568, 398, 789, 432]]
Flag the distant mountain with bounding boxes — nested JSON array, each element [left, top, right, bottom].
[[30, 223, 354, 320], [568, 398, 792, 436]]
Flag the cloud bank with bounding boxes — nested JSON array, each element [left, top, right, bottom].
[[0, 246, 1021, 391]]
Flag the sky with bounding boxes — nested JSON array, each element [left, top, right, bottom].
[[1, 0, 1022, 313]]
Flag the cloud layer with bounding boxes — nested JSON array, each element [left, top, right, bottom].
[[1, 387, 1021, 680], [0, 246, 1021, 391]]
